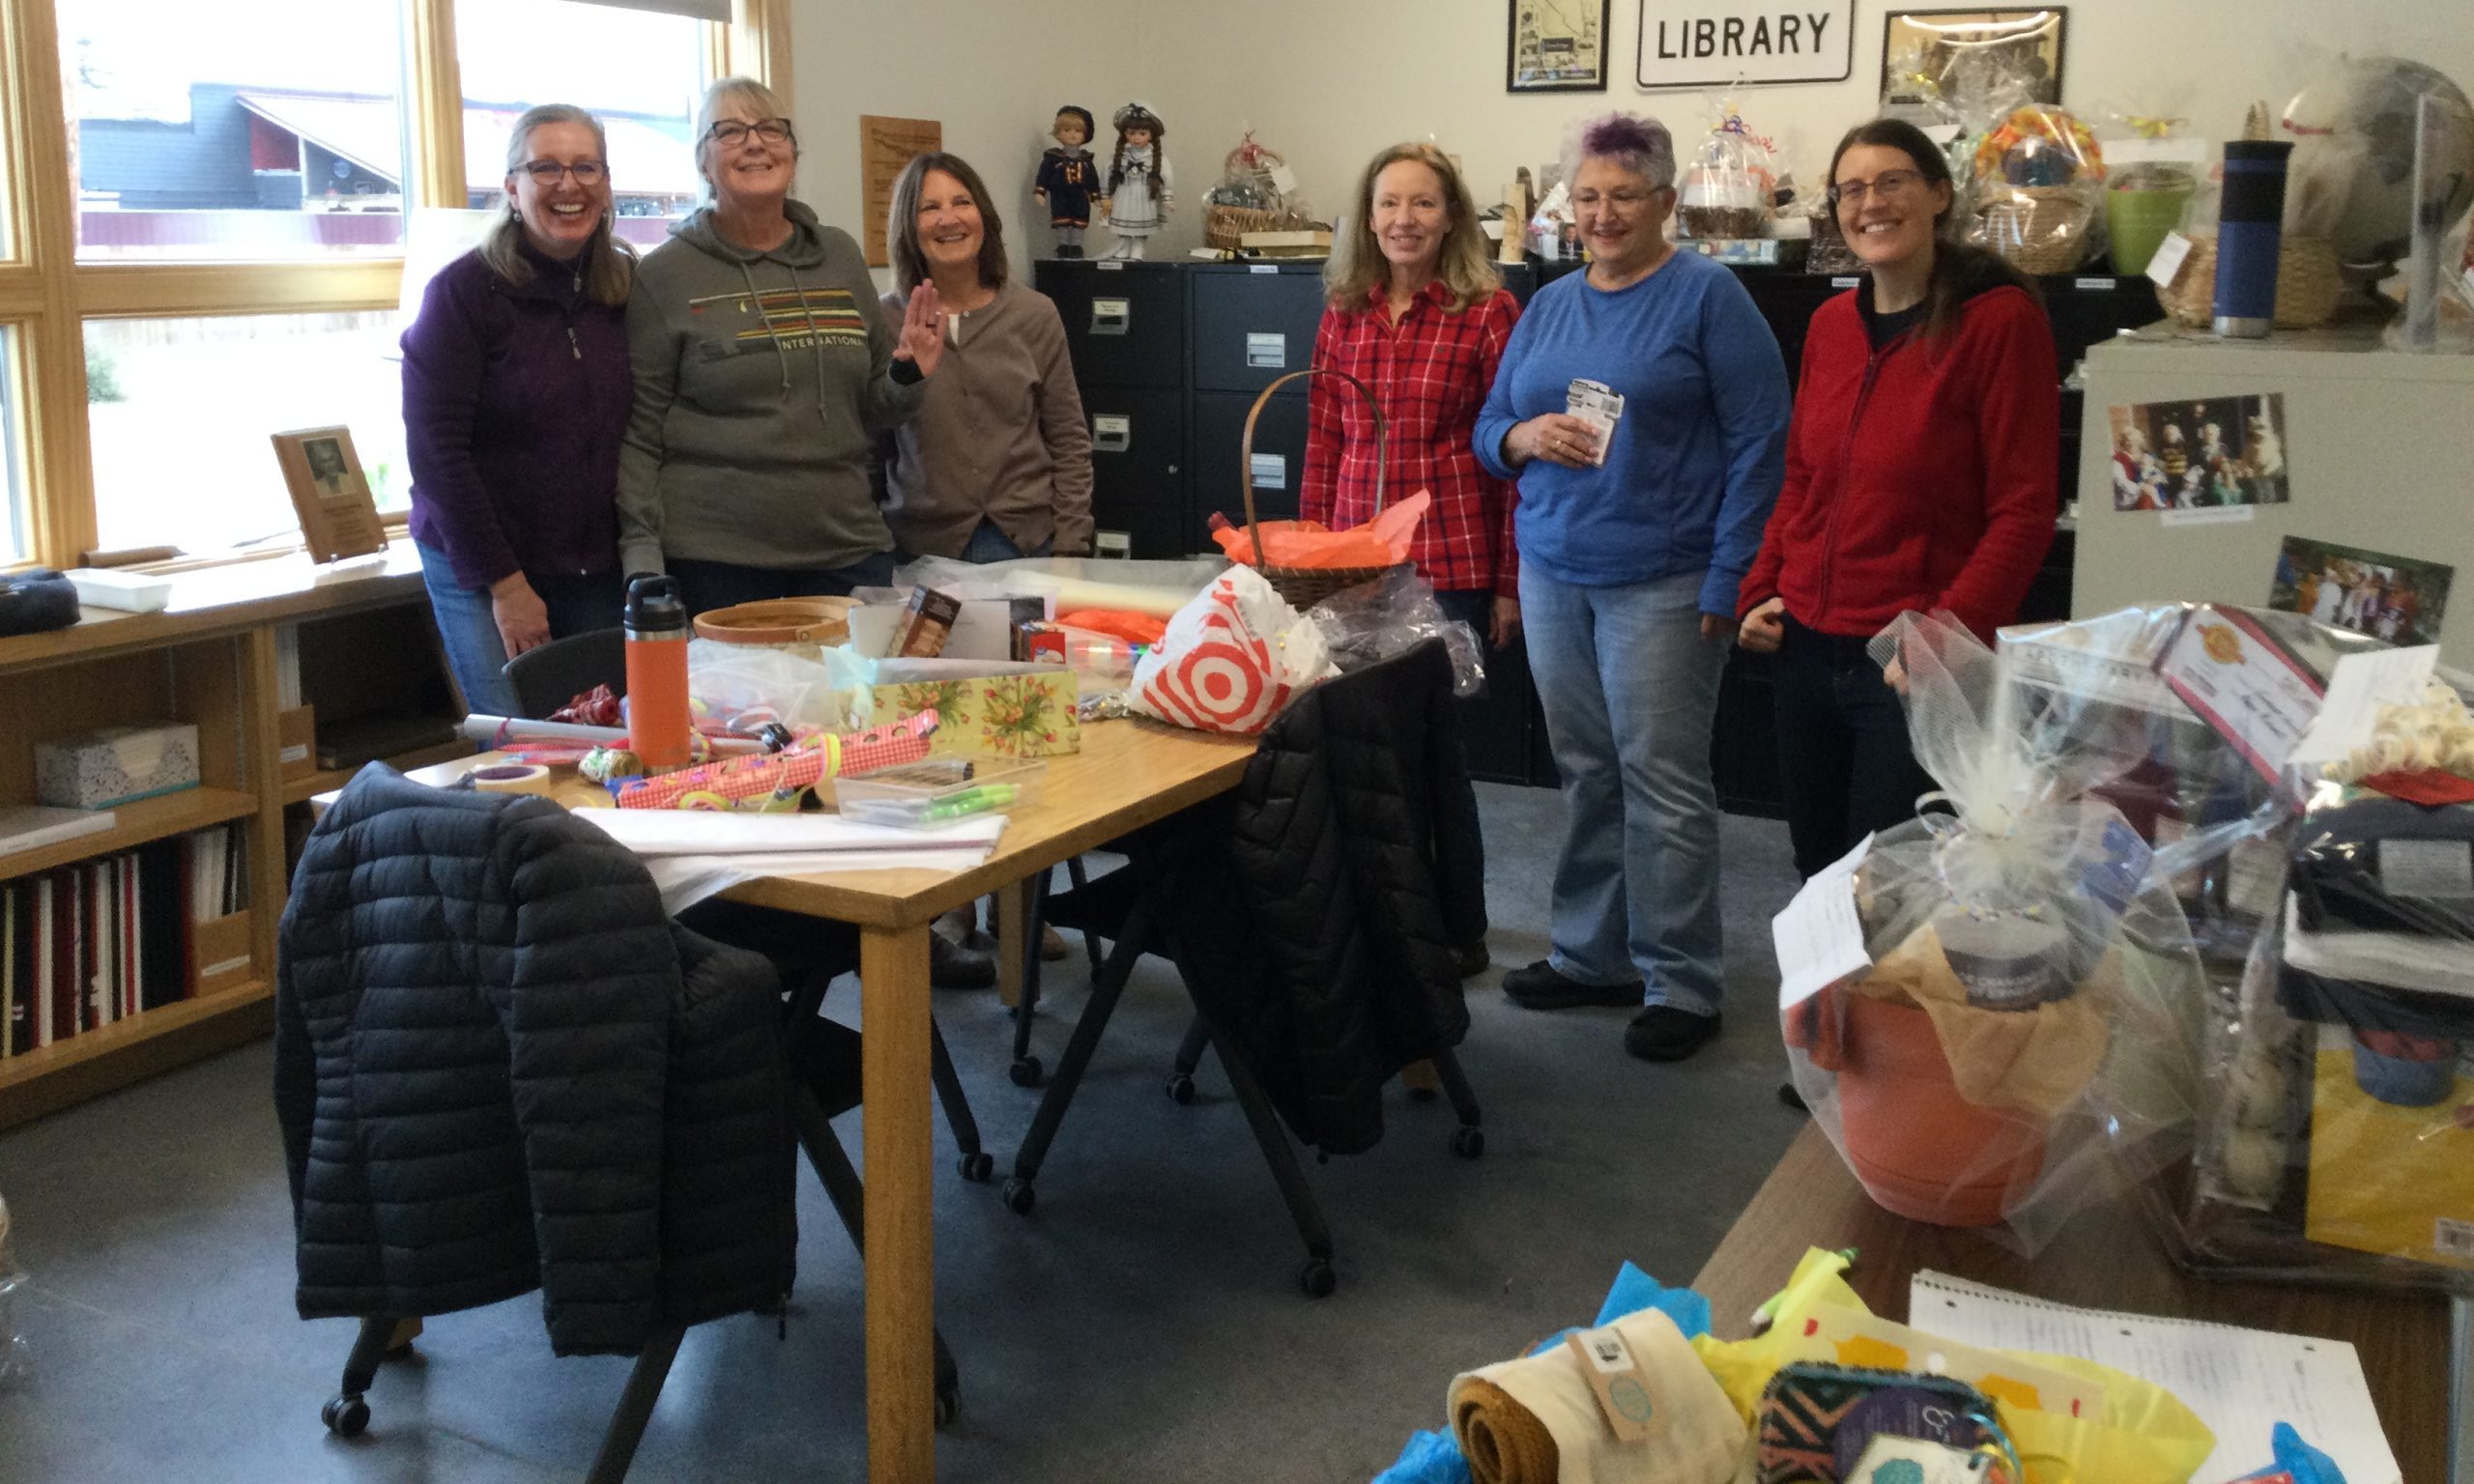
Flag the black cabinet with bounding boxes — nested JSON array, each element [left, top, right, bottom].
[[1189, 387, 1307, 544], [1191, 263, 1326, 392], [1041, 259, 1187, 387], [1079, 385, 1187, 559]]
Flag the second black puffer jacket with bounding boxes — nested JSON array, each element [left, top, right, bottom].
[[273, 765, 795, 1357], [1145, 640, 1483, 1155]]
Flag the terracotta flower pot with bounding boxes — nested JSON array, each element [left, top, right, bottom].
[[1822, 993, 2052, 1228]]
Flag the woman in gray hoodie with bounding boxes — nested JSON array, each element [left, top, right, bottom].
[[617, 77, 947, 615]]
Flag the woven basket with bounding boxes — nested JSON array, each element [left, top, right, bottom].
[[1976, 185, 2096, 274], [2155, 233, 2344, 330], [1239, 369, 1409, 611], [1205, 204, 1283, 252]]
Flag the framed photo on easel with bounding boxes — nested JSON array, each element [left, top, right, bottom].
[[271, 426, 388, 563]]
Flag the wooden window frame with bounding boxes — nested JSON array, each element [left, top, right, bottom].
[[0, 0, 791, 572]]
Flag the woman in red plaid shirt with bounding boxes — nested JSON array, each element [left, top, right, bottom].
[[1303, 143, 1523, 652]]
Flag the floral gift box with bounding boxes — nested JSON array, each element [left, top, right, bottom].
[[852, 670, 1081, 757]]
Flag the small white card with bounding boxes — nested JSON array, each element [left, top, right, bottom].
[[1774, 834, 1874, 1010], [2288, 644, 2439, 767], [2145, 230, 2195, 288], [2379, 839, 2474, 899]]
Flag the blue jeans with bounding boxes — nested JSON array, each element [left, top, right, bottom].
[[958, 521, 1051, 563], [1520, 563, 1729, 1014], [667, 552, 898, 619], [417, 543, 623, 719]]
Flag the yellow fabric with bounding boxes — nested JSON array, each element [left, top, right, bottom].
[[2305, 1040, 2474, 1270], [1690, 1248, 2217, 1484]]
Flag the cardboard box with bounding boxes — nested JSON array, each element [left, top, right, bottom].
[[856, 670, 1081, 757], [275, 704, 317, 784], [189, 909, 254, 997], [35, 723, 202, 810], [849, 597, 1051, 663]]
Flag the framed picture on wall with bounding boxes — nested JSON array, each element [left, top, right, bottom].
[[1882, 9, 2067, 113], [1509, 0, 1611, 93]]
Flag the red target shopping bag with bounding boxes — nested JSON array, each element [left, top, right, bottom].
[[1131, 567, 1336, 735]]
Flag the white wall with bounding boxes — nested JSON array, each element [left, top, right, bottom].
[[786, 0, 2474, 266]]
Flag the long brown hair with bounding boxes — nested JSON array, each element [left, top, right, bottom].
[[480, 103, 632, 306], [1325, 143, 1501, 312], [885, 152, 1010, 296], [1826, 117, 2039, 343]]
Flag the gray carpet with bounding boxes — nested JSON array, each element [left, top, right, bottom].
[[0, 783, 1804, 1483]]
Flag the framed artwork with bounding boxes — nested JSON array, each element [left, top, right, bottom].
[[271, 426, 388, 563], [1509, 0, 1611, 94], [1882, 9, 2067, 112]]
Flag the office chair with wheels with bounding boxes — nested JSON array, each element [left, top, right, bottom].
[[501, 627, 627, 716]]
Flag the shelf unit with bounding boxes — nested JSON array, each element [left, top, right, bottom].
[[0, 547, 472, 1130]]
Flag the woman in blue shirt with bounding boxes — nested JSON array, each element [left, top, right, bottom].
[[1474, 112, 1790, 1063]]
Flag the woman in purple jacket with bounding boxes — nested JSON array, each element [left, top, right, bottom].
[[402, 103, 634, 718]]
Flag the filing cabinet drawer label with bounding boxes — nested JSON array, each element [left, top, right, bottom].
[[1090, 298, 1132, 335], [1094, 531, 1133, 558], [1246, 331, 1287, 369], [1251, 452, 1288, 490], [1092, 414, 1133, 452]]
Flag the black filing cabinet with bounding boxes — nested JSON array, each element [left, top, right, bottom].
[[1037, 259, 1190, 558], [1189, 262, 1329, 551]]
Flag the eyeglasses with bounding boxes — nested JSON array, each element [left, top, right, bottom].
[[517, 158, 606, 186], [1570, 187, 1666, 212], [707, 118, 794, 148], [1827, 169, 1924, 210]]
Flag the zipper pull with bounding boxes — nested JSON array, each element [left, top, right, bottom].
[[566, 325, 581, 360]]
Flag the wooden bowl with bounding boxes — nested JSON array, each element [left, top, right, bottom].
[[690, 596, 857, 647]]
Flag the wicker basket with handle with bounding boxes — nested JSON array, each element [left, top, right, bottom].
[[2155, 233, 2343, 330], [1239, 368, 1409, 610], [1205, 204, 1284, 252]]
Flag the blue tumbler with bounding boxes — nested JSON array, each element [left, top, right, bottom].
[[2213, 140, 2294, 337]]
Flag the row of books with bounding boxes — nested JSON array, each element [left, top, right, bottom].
[[3, 825, 248, 1057]]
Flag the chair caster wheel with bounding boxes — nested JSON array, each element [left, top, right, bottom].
[[1009, 1056, 1043, 1088], [1453, 1126, 1485, 1159], [1298, 1258, 1337, 1298], [1001, 1178, 1037, 1215], [323, 1393, 370, 1438], [934, 1385, 961, 1428], [958, 1152, 995, 1183], [1164, 1072, 1195, 1104], [1407, 1085, 1440, 1103]]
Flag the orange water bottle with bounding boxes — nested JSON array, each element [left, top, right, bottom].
[[623, 576, 692, 770]]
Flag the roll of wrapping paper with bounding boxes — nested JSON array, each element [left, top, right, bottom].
[[1452, 1377, 1559, 1484], [616, 711, 940, 810]]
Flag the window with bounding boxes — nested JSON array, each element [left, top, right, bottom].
[[85, 312, 406, 556], [0, 328, 25, 564], [455, 0, 706, 248], [57, 0, 408, 259]]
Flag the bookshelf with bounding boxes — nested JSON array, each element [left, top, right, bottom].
[[0, 549, 472, 1130]]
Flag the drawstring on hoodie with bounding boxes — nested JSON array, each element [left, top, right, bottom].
[[736, 255, 840, 435]]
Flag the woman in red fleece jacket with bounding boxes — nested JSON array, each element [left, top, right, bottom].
[[1737, 118, 2057, 879]]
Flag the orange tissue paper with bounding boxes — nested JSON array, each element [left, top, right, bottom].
[[1210, 491, 1430, 570]]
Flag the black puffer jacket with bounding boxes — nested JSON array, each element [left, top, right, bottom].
[[1146, 640, 1483, 1155], [274, 766, 795, 1357]]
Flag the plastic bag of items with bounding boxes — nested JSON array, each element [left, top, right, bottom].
[[1676, 94, 1777, 242], [1968, 94, 2109, 272], [1781, 609, 2212, 1255], [0, 1190, 29, 1386], [1130, 565, 1337, 735], [2175, 659, 2474, 1293], [1303, 568, 1485, 699]]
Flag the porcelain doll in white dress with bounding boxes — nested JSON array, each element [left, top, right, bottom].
[[1100, 102, 1171, 260]]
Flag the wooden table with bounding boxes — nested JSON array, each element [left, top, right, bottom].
[[361, 719, 1257, 1484], [1693, 1126, 2453, 1483]]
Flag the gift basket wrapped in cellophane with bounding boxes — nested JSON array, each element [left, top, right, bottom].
[[2168, 650, 2474, 1296], [1784, 609, 2221, 1255]]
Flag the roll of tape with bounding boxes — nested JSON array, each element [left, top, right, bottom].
[[469, 762, 552, 796]]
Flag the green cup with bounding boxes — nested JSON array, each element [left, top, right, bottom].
[[2107, 182, 2195, 276]]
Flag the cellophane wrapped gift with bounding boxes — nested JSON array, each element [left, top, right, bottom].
[[1677, 95, 1776, 241], [2171, 655, 2474, 1294], [1966, 92, 2109, 272], [1783, 609, 2213, 1255]]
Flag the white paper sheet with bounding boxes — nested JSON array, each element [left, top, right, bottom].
[[1907, 1271, 2403, 1484], [1773, 834, 1874, 1011], [2288, 645, 2441, 767], [574, 810, 1004, 856], [647, 846, 996, 913]]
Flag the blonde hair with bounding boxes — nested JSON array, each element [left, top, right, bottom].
[[695, 76, 797, 202], [479, 102, 631, 306], [1325, 143, 1500, 312]]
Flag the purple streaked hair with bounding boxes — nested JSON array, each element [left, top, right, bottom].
[[1559, 112, 1677, 191]]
